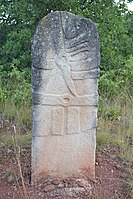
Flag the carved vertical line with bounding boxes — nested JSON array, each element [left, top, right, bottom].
[[64, 106, 68, 135], [52, 107, 64, 135], [59, 11, 65, 51], [67, 107, 80, 134]]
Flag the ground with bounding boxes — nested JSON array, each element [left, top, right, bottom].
[[0, 145, 132, 199], [0, 121, 133, 199]]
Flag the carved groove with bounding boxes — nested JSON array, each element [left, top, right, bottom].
[[66, 41, 89, 52]]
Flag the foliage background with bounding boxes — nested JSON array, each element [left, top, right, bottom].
[[0, 0, 133, 106]]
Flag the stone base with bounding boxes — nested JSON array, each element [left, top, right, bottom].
[[32, 131, 96, 183], [31, 177, 92, 198]]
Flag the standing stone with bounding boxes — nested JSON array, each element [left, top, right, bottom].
[[32, 11, 100, 182]]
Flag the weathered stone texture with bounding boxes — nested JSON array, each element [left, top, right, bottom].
[[32, 11, 100, 182]]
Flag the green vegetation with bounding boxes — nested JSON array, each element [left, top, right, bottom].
[[0, 0, 133, 105], [97, 94, 133, 158], [1, 133, 31, 149]]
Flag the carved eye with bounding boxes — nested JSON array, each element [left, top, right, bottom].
[[65, 19, 79, 39], [63, 98, 70, 103]]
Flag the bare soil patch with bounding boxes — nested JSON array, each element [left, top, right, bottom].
[[0, 145, 132, 199]]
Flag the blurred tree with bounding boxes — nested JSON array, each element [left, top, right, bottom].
[[0, 0, 132, 73]]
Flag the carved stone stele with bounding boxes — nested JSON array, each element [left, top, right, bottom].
[[32, 11, 100, 182]]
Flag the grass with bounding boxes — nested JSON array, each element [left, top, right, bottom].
[[97, 93, 133, 160], [0, 99, 32, 150], [127, 179, 133, 197], [0, 133, 31, 149], [0, 99, 32, 127]]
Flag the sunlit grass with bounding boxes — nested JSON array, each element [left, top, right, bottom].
[[97, 92, 133, 162], [0, 133, 31, 149], [0, 99, 32, 126]]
